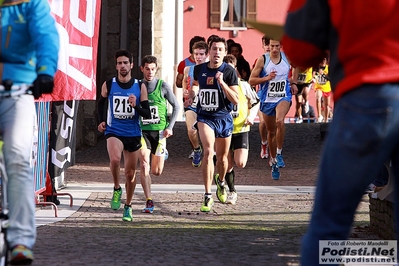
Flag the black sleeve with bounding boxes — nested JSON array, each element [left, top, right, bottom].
[[97, 95, 107, 123], [224, 64, 238, 86], [134, 100, 151, 119], [193, 64, 202, 81]]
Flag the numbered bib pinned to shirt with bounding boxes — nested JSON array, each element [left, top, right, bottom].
[[112, 95, 135, 119], [266, 80, 287, 102], [199, 89, 219, 111]]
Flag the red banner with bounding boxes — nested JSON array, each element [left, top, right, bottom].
[[40, 0, 101, 101]]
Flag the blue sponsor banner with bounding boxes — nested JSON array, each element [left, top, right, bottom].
[[33, 102, 51, 194]]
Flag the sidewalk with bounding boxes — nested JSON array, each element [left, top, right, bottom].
[[32, 123, 378, 266]]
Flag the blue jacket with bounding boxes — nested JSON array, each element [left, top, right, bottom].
[[1, 0, 59, 84]]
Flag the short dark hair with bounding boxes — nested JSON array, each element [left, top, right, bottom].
[[189, 36, 206, 54], [192, 41, 209, 54], [229, 42, 243, 54], [209, 36, 227, 51], [223, 54, 237, 67], [262, 35, 271, 46], [207, 34, 219, 46], [141, 55, 157, 67], [114, 49, 133, 65]]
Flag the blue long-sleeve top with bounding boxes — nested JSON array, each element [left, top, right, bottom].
[[0, 0, 59, 84]]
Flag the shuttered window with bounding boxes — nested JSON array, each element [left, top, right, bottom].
[[209, 0, 256, 28]]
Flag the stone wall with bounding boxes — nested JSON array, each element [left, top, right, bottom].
[[369, 196, 396, 240], [75, 0, 154, 150]]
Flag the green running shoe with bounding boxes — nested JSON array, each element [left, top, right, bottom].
[[111, 188, 122, 210], [122, 205, 133, 222], [214, 174, 227, 203], [200, 196, 214, 212]]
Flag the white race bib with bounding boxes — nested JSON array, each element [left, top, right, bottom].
[[266, 80, 287, 102], [317, 74, 328, 85], [199, 89, 219, 111], [231, 103, 239, 118], [298, 73, 306, 84], [112, 95, 135, 119]]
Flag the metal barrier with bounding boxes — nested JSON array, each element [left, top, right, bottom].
[[33, 102, 58, 216], [33, 101, 50, 196]]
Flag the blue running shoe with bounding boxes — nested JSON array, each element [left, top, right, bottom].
[[192, 147, 202, 167], [142, 199, 155, 213], [276, 154, 285, 168], [271, 163, 280, 180]]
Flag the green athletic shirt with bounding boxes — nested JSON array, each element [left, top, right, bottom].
[[141, 79, 168, 131]]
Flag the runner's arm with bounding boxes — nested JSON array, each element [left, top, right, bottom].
[[162, 82, 181, 130]]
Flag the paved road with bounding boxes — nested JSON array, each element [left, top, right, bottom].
[[32, 123, 378, 266]]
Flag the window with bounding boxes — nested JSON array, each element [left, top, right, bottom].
[[210, 0, 256, 29]]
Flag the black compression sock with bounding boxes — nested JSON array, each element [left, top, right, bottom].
[[225, 170, 236, 192]]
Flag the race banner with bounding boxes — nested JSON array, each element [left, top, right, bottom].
[[48, 101, 79, 191], [41, 0, 101, 101], [35, 0, 101, 198]]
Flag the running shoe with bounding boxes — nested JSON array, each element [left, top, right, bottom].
[[271, 163, 280, 180], [142, 199, 155, 213], [260, 143, 269, 159], [317, 116, 324, 123], [192, 147, 202, 167], [188, 150, 194, 159], [226, 191, 238, 205], [122, 205, 133, 222], [10, 245, 34, 265], [276, 154, 285, 168], [296, 117, 303, 124], [200, 196, 214, 212], [111, 188, 122, 210], [214, 174, 227, 203]]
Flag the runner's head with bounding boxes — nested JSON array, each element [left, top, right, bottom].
[[208, 36, 227, 66], [115, 49, 133, 78], [141, 55, 158, 81], [262, 35, 271, 53], [192, 41, 209, 65], [189, 35, 206, 54], [269, 39, 281, 57]]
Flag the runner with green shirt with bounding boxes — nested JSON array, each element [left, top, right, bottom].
[[132, 55, 180, 219]]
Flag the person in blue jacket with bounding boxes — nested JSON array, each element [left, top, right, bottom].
[[0, 0, 59, 264]]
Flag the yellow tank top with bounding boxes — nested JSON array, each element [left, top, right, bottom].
[[297, 68, 313, 84], [231, 79, 250, 134], [315, 65, 331, 93]]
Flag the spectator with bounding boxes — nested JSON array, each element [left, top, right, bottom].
[[283, 1, 399, 265], [226, 38, 236, 52], [0, 0, 59, 264], [229, 42, 251, 81]]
